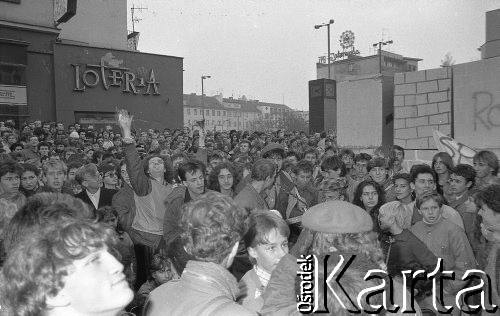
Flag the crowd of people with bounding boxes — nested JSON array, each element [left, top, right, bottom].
[[0, 112, 500, 316]]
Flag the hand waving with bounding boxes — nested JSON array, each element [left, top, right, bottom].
[[117, 109, 133, 137]]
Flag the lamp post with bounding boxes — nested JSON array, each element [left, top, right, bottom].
[[201, 75, 211, 125], [372, 40, 393, 74], [315, 19, 334, 80]]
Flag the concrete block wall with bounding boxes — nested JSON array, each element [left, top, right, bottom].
[[393, 67, 452, 149]]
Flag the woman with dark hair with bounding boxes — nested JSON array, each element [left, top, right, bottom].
[[353, 180, 385, 235], [431, 152, 454, 202], [208, 161, 240, 198]]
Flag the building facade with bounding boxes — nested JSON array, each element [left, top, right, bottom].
[[183, 93, 298, 131], [312, 47, 421, 146], [317, 50, 421, 81], [0, 0, 183, 131]]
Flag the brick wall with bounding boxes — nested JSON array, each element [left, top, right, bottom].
[[393, 68, 452, 149]]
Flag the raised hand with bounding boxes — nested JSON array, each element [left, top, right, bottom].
[[117, 109, 133, 137]]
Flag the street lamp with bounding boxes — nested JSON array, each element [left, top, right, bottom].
[[372, 40, 393, 74], [201, 75, 211, 125], [315, 19, 334, 80]]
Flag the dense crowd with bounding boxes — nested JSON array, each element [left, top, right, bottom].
[[0, 112, 500, 316]]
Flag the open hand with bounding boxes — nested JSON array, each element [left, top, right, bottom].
[[117, 109, 133, 133]]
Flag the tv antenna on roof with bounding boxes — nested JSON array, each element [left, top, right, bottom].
[[131, 3, 148, 32]]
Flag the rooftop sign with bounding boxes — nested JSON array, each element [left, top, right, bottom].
[[318, 30, 360, 64]]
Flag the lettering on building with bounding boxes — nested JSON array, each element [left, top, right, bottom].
[[72, 62, 160, 95], [473, 91, 500, 130], [318, 30, 361, 64]]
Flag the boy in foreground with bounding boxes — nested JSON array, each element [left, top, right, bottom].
[[1, 219, 134, 316]]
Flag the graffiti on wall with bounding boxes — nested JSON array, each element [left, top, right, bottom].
[[473, 91, 500, 131]]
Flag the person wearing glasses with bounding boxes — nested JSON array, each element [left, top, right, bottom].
[[100, 162, 119, 190], [75, 163, 117, 211]]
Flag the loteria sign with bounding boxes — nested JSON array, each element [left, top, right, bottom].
[[72, 52, 160, 96]]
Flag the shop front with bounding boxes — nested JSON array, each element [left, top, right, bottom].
[[53, 43, 183, 131]]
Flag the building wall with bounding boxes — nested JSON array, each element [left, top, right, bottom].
[[453, 56, 500, 152], [393, 67, 452, 150], [381, 75, 394, 145], [0, 0, 54, 28], [58, 0, 127, 50], [317, 51, 417, 81], [337, 75, 382, 147], [183, 103, 260, 131], [54, 43, 183, 131], [317, 57, 380, 80], [0, 23, 59, 125], [481, 9, 500, 59]]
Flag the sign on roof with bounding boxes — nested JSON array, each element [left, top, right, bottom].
[[318, 30, 360, 64]]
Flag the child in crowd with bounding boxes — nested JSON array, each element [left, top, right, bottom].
[[239, 210, 290, 313], [97, 206, 137, 288], [133, 253, 179, 314]]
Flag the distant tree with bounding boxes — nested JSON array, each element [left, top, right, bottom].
[[441, 52, 455, 67], [281, 111, 308, 132]]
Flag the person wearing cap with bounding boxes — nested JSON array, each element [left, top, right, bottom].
[[69, 130, 80, 140], [368, 157, 397, 202], [261, 200, 421, 316], [75, 163, 117, 211]]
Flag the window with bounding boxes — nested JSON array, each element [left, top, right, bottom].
[[194, 109, 197, 115], [212, 120, 215, 125], [206, 109, 210, 116], [187, 109, 191, 115], [217, 120, 220, 125], [217, 111, 220, 116], [212, 110, 215, 116], [0, 40, 28, 127], [223, 111, 226, 116], [228, 112, 231, 117]]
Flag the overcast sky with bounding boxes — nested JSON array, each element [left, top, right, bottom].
[[127, 0, 498, 111]]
